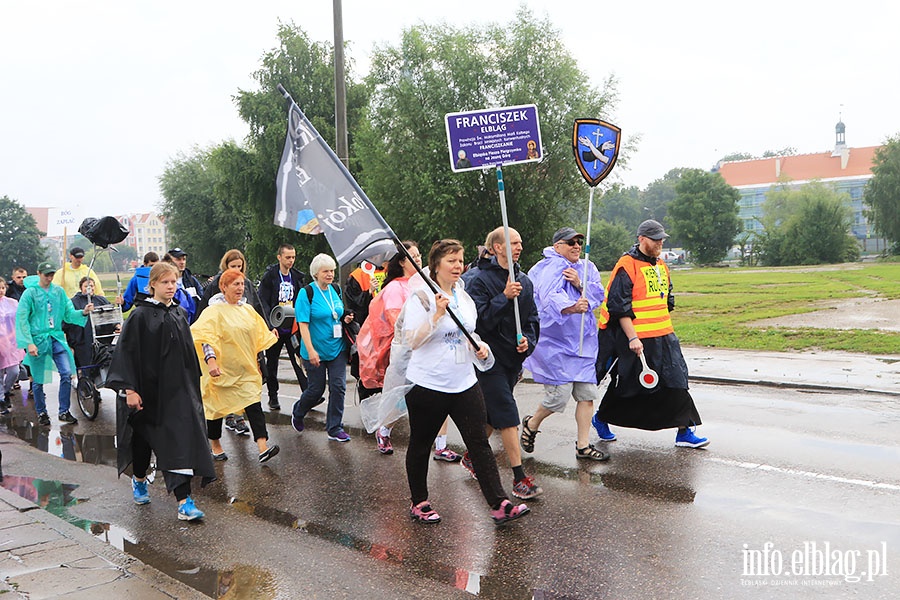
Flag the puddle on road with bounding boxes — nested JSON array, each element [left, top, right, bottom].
[[124, 541, 278, 600], [225, 496, 582, 598], [0, 474, 277, 599], [227, 495, 494, 596], [2, 411, 681, 598], [1, 415, 118, 467]]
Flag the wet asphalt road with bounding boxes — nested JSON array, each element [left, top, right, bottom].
[[1, 374, 898, 599]]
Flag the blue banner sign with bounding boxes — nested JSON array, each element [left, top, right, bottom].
[[445, 104, 542, 172]]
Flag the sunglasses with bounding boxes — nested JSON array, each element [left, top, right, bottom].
[[561, 238, 583, 246]]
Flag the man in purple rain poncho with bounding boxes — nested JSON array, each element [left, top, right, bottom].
[[521, 228, 610, 461]]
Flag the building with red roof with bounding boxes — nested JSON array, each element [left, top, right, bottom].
[[716, 121, 879, 249]]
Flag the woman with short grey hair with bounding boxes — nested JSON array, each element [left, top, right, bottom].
[[291, 254, 355, 442]]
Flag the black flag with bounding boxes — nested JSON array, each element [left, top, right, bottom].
[[274, 99, 396, 266]]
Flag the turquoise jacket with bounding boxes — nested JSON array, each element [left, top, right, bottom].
[[15, 276, 87, 384]]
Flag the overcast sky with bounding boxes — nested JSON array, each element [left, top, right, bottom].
[[2, 0, 898, 220]]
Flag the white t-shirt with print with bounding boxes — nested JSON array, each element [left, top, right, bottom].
[[403, 285, 479, 394]]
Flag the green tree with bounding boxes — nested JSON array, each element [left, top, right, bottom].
[[719, 152, 754, 162], [355, 8, 621, 269], [230, 22, 369, 275], [864, 135, 900, 251], [159, 23, 369, 276], [587, 220, 633, 271], [640, 168, 687, 232], [757, 182, 860, 266], [667, 169, 741, 265], [0, 195, 47, 277], [596, 184, 643, 233], [159, 147, 246, 276]]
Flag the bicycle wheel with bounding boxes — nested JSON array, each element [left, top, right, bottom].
[[77, 377, 100, 421]]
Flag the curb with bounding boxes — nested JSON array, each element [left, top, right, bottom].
[[688, 375, 900, 397], [0, 485, 207, 599]]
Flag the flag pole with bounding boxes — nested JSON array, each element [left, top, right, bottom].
[[578, 185, 595, 356], [391, 237, 482, 352], [496, 166, 523, 343], [276, 84, 481, 351]]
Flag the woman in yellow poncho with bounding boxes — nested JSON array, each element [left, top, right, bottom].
[[191, 269, 280, 463]]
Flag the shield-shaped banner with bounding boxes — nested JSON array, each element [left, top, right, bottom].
[[572, 119, 621, 187]]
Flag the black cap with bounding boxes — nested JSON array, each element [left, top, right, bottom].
[[168, 248, 187, 258], [552, 227, 585, 244], [69, 246, 85, 258], [637, 219, 669, 240]]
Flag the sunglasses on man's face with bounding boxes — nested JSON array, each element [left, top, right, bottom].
[[562, 238, 583, 246]]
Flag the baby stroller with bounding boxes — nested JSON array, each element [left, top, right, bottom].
[[75, 304, 122, 420], [73, 215, 129, 420]]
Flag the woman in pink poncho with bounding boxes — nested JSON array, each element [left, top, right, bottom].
[[0, 277, 26, 414], [356, 242, 459, 461]]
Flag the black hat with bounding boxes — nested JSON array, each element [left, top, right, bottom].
[[168, 247, 187, 258], [69, 246, 85, 258], [637, 219, 669, 240], [552, 227, 585, 244]]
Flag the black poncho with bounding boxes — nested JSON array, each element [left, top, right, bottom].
[[106, 299, 215, 492]]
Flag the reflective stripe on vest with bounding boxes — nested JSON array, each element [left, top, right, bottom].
[[598, 255, 674, 338]]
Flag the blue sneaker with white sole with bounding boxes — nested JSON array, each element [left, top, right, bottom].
[[591, 414, 617, 441], [132, 477, 150, 505], [177, 496, 205, 521], [675, 427, 709, 448]]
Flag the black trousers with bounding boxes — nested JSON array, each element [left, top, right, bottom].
[[265, 331, 308, 398], [405, 383, 507, 509], [131, 429, 191, 501], [207, 402, 268, 442]]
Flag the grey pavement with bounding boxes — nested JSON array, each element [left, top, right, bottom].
[[0, 484, 207, 599], [1, 345, 898, 598]]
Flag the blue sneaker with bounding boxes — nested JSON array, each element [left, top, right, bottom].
[[291, 401, 304, 433], [327, 429, 351, 442], [132, 477, 150, 505], [592, 414, 617, 441], [177, 496, 205, 521], [675, 427, 710, 448]]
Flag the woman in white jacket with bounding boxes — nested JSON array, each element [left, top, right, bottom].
[[401, 239, 530, 526]]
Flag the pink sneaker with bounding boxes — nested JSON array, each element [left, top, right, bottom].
[[490, 499, 530, 525], [433, 447, 461, 462], [375, 432, 393, 455]]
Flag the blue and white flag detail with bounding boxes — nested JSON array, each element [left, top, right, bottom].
[[572, 119, 621, 187], [274, 99, 397, 266]]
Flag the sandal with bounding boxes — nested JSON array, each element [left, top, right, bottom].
[[576, 443, 610, 462], [520, 415, 540, 453], [490, 499, 530, 525], [410, 501, 441, 524]]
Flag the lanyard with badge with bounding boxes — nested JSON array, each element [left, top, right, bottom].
[[440, 287, 468, 365], [316, 285, 342, 338]]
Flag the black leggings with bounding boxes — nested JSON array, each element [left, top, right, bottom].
[[132, 429, 191, 501], [405, 383, 507, 509], [266, 331, 308, 395], [207, 401, 268, 441]]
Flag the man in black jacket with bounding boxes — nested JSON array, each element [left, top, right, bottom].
[[6, 268, 27, 301], [464, 227, 542, 499], [257, 244, 308, 410], [167, 247, 203, 322]]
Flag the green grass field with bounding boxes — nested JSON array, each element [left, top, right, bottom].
[[100, 264, 900, 355], [650, 263, 900, 355]]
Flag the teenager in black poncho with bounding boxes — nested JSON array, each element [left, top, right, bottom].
[[106, 262, 216, 521]]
